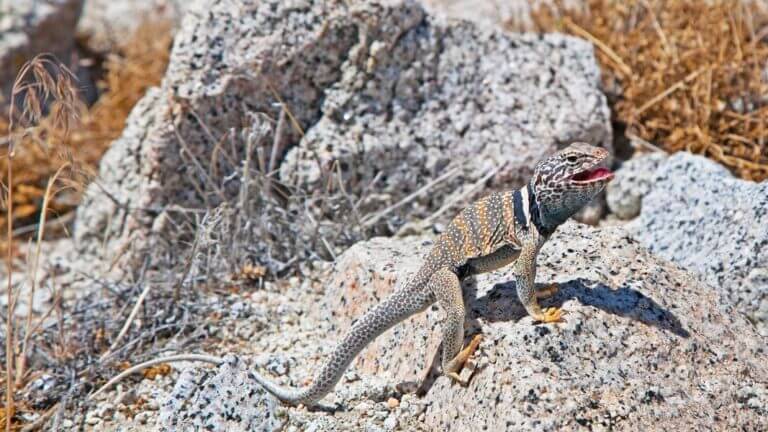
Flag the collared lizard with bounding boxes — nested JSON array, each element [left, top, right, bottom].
[[251, 142, 613, 406]]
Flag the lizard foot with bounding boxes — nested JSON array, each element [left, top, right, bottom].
[[536, 283, 559, 299], [534, 307, 566, 324], [445, 334, 483, 385], [447, 372, 470, 386]]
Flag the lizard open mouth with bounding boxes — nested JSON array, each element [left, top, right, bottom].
[[571, 167, 614, 183]]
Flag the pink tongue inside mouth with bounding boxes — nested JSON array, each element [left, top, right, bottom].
[[574, 167, 613, 182]]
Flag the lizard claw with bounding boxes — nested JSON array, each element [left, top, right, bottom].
[[447, 372, 470, 386], [534, 307, 566, 324]]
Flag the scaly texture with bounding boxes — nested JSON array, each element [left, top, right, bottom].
[[250, 142, 614, 405]]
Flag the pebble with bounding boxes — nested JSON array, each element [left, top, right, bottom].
[[365, 421, 385, 432], [135, 411, 151, 424], [95, 402, 115, 418], [355, 401, 374, 413], [383, 415, 398, 431], [85, 415, 101, 426], [266, 355, 289, 376], [386, 397, 399, 409]]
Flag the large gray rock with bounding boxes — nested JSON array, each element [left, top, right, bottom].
[[278, 14, 611, 202], [74, 0, 611, 273], [623, 152, 768, 335], [0, 0, 83, 103], [306, 223, 767, 430], [605, 152, 667, 219]]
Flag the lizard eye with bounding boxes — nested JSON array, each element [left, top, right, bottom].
[[565, 155, 578, 163]]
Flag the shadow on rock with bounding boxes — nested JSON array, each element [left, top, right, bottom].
[[411, 276, 690, 397], [468, 277, 690, 338]]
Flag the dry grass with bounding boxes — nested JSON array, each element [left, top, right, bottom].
[[534, 0, 768, 181], [0, 20, 173, 430], [0, 20, 173, 249]]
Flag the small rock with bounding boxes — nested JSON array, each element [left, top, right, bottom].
[[355, 401, 374, 413], [383, 415, 399, 431], [76, 0, 196, 53], [85, 414, 101, 425], [95, 402, 115, 418], [157, 354, 279, 430], [386, 397, 400, 410], [266, 355, 289, 376], [134, 411, 151, 425], [344, 370, 360, 382], [365, 421, 385, 432]]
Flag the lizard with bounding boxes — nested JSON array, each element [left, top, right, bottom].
[[250, 142, 614, 406]]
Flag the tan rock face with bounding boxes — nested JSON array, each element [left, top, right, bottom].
[[318, 222, 767, 430]]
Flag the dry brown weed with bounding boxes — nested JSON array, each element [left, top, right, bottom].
[[534, 0, 768, 180], [0, 20, 173, 247]]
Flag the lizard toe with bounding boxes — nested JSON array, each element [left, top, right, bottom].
[[535, 307, 566, 324]]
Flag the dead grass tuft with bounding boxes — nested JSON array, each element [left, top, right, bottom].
[[0, 20, 173, 243], [0, 19, 173, 431], [534, 0, 768, 181]]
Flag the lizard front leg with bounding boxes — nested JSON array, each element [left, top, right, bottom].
[[430, 268, 482, 385], [515, 244, 564, 323]]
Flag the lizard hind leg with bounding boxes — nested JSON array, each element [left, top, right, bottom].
[[535, 282, 559, 299], [430, 268, 481, 385]]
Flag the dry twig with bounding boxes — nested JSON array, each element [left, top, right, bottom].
[[89, 354, 224, 400]]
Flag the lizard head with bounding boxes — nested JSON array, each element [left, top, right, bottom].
[[531, 142, 613, 230]]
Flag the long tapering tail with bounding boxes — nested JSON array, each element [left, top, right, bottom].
[[250, 273, 436, 406]]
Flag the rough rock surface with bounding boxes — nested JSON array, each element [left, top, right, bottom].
[[306, 223, 767, 430], [0, 0, 83, 102], [278, 12, 611, 201], [81, 221, 767, 430], [158, 355, 282, 431], [605, 152, 667, 219], [77, 0, 202, 53], [74, 0, 611, 272], [623, 152, 768, 335]]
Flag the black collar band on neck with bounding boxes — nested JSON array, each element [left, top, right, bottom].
[[527, 183, 555, 237], [513, 188, 528, 230]]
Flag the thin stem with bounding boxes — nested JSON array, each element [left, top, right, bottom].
[[89, 354, 223, 400], [5, 142, 14, 432], [16, 164, 70, 385]]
